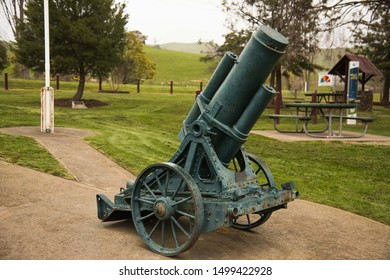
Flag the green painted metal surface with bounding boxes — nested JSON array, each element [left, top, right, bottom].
[[96, 25, 299, 256], [179, 51, 238, 140]]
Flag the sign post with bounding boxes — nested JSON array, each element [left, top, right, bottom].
[[41, 0, 54, 133], [346, 61, 359, 125]]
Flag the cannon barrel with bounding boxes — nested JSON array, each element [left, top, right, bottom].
[[179, 51, 238, 140], [215, 84, 276, 164], [182, 25, 288, 164]]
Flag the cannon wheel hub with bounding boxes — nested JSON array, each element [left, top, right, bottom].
[[154, 199, 174, 221]]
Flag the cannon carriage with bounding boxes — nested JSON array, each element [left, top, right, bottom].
[[97, 25, 299, 256]]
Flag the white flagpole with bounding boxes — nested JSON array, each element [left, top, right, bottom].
[[44, 0, 50, 88], [41, 0, 54, 133]]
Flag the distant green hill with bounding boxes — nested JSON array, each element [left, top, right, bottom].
[[142, 45, 352, 90], [157, 42, 209, 54], [144, 45, 213, 86]]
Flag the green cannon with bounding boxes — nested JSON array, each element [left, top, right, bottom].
[[96, 25, 299, 256]]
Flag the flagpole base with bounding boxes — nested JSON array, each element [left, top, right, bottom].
[[41, 87, 54, 133]]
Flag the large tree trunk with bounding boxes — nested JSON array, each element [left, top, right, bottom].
[[72, 70, 86, 101], [270, 69, 275, 88], [275, 65, 283, 104], [381, 75, 390, 105]]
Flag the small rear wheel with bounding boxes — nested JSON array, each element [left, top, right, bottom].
[[231, 153, 274, 230], [232, 212, 272, 230]]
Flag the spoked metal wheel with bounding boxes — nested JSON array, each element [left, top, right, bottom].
[[232, 212, 272, 230], [246, 153, 276, 189], [232, 153, 273, 230], [131, 162, 204, 256]]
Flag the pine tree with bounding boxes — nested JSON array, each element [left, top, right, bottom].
[[0, 41, 9, 71], [354, 3, 390, 105], [14, 0, 128, 101]]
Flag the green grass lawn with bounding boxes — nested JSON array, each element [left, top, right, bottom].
[[0, 80, 389, 226], [0, 133, 74, 179], [144, 46, 213, 86]]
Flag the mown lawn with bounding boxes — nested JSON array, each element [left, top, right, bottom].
[[0, 80, 389, 225]]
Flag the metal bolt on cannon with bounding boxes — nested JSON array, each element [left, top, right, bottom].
[[96, 25, 299, 256]]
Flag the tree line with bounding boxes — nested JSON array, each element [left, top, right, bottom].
[[0, 0, 155, 101], [201, 0, 390, 105], [1, 0, 389, 104]]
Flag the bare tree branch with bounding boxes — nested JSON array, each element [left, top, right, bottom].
[[0, 0, 25, 38]]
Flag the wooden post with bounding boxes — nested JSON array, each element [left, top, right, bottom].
[[99, 78, 102, 91], [312, 90, 317, 103], [274, 91, 281, 124], [312, 90, 317, 124], [195, 82, 203, 99], [170, 81, 173, 94], [344, 63, 349, 103], [56, 74, 60, 90], [137, 79, 140, 93], [4, 73, 8, 90]]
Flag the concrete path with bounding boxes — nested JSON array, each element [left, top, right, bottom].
[[0, 126, 136, 193], [252, 130, 390, 145], [0, 127, 389, 259]]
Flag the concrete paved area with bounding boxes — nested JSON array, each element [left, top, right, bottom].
[[251, 130, 390, 145], [0, 126, 389, 259]]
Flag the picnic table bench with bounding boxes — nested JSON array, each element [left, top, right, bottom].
[[267, 114, 313, 133], [268, 102, 375, 138], [323, 115, 375, 137]]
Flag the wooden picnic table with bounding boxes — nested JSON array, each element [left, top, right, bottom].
[[304, 92, 344, 103], [284, 102, 374, 138]]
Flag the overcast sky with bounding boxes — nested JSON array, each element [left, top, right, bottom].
[[0, 0, 228, 44], [126, 0, 228, 45]]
